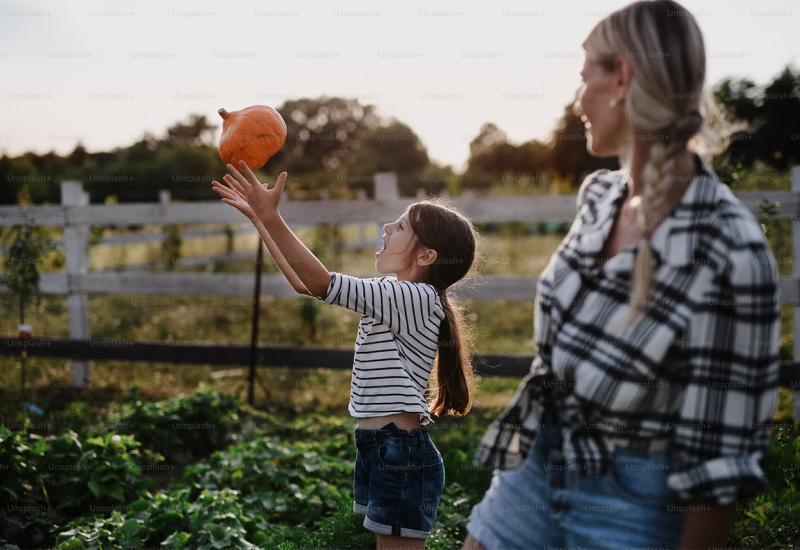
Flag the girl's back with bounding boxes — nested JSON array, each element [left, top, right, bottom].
[[319, 272, 447, 427]]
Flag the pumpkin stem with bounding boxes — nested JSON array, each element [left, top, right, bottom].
[[218, 108, 230, 120]]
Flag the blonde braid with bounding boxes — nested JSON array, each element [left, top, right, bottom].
[[625, 109, 702, 324], [625, 140, 676, 323]]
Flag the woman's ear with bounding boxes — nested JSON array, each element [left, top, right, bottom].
[[614, 54, 633, 100]]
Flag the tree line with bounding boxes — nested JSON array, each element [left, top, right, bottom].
[[1, 65, 797, 205]]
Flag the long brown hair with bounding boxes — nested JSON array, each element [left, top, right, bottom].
[[406, 198, 477, 416]]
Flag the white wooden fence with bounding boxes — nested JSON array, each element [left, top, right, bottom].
[[2, 169, 800, 416]]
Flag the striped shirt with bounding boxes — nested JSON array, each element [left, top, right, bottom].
[[473, 154, 781, 505], [319, 272, 446, 426]]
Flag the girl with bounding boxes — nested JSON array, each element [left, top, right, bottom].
[[212, 162, 478, 548]]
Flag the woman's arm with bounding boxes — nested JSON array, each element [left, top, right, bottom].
[[667, 235, 780, 547]]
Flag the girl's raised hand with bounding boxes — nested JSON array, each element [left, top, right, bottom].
[[211, 176, 256, 220], [212, 161, 288, 223]]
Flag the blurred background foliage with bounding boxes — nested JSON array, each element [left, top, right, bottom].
[[1, 65, 797, 205]]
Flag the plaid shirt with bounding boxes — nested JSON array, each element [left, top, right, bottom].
[[473, 155, 781, 505]]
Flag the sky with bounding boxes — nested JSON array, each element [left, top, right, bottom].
[[1, 0, 797, 173]]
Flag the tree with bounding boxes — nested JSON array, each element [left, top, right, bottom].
[[462, 101, 617, 194], [269, 96, 382, 175], [166, 114, 217, 148], [469, 123, 508, 156], [715, 65, 800, 172], [346, 120, 430, 196]]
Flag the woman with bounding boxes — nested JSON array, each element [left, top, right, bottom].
[[463, 1, 781, 548]]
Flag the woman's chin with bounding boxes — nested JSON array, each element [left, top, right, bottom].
[[585, 132, 615, 157]]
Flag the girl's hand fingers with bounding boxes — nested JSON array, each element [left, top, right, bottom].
[[221, 197, 245, 211], [216, 188, 239, 203], [216, 180, 249, 202], [274, 171, 288, 194], [211, 181, 235, 199], [226, 163, 251, 191], [238, 160, 263, 187], [223, 173, 247, 196], [221, 198, 255, 219], [212, 184, 237, 201]]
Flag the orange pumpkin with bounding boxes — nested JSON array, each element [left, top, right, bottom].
[[218, 105, 287, 170]]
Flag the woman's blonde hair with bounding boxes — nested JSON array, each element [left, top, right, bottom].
[[583, 0, 711, 323]]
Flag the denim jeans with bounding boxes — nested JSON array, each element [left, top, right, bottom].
[[466, 416, 687, 549], [353, 422, 445, 538]]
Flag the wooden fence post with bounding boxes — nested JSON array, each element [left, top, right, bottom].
[[792, 166, 800, 421], [61, 180, 90, 388]]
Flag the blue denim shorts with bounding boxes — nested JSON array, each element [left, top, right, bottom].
[[466, 417, 687, 549], [353, 422, 445, 539]]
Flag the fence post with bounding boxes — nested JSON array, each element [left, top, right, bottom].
[[374, 172, 398, 252], [61, 180, 90, 388], [792, 166, 800, 421]]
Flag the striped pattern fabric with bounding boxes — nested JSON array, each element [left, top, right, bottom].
[[473, 155, 781, 505], [321, 272, 446, 425]]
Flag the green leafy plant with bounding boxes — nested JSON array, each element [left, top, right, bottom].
[[112, 386, 241, 465], [1, 187, 58, 400], [0, 427, 158, 548]]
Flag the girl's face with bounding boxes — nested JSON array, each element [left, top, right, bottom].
[[375, 212, 436, 279], [573, 54, 629, 156]]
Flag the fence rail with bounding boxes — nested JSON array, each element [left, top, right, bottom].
[[2, 338, 798, 387], [1, 190, 797, 228], [1, 168, 800, 414]]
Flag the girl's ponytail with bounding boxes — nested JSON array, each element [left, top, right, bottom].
[[430, 289, 474, 416]]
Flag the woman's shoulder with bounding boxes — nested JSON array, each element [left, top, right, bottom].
[[713, 184, 779, 278], [687, 161, 779, 283], [714, 184, 769, 245]]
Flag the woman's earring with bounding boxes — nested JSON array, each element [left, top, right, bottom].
[[609, 97, 619, 108]]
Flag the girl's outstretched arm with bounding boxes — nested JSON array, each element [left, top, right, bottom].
[[214, 162, 331, 299], [212, 173, 311, 295], [260, 212, 330, 299], [253, 219, 311, 296]]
